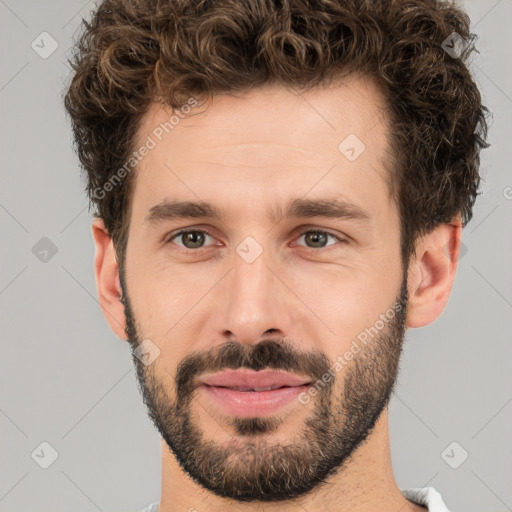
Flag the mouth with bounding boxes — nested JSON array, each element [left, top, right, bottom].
[[208, 384, 298, 392], [199, 368, 312, 389], [197, 369, 312, 417]]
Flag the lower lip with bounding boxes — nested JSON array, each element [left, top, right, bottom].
[[200, 384, 310, 417]]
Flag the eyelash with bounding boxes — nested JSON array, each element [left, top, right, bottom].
[[165, 228, 347, 254]]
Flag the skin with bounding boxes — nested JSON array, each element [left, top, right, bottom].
[[91, 75, 462, 511]]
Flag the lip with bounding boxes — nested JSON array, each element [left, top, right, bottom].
[[198, 369, 312, 417], [199, 369, 312, 390], [200, 383, 310, 417]]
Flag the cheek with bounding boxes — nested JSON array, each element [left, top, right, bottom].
[[125, 268, 216, 336], [126, 269, 207, 374], [287, 262, 399, 345], [132, 267, 208, 324]]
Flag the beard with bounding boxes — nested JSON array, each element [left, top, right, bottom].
[[119, 264, 409, 503]]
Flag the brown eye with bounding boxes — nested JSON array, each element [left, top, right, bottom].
[[181, 231, 205, 249], [167, 230, 216, 250], [296, 230, 341, 249]]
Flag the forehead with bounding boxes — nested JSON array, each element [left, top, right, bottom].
[[137, 74, 389, 153], [130, 75, 393, 225]]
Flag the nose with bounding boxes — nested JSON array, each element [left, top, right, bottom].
[[218, 245, 295, 345]]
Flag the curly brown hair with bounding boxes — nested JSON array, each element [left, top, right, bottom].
[[63, 0, 489, 270]]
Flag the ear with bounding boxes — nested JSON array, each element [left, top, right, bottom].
[[406, 216, 463, 328], [91, 218, 127, 340]]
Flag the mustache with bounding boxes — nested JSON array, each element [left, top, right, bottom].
[[173, 339, 333, 404]]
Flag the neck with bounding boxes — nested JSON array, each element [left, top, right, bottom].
[[158, 408, 425, 512]]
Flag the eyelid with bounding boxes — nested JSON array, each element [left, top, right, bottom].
[[164, 225, 348, 253], [292, 228, 346, 248], [165, 226, 219, 249]]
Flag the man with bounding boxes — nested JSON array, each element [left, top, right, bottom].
[[63, 0, 488, 510]]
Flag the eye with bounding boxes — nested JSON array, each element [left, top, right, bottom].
[[166, 229, 218, 251], [164, 228, 347, 254], [294, 230, 345, 250]]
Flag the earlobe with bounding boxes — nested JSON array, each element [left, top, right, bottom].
[[406, 218, 462, 328], [91, 218, 128, 340]]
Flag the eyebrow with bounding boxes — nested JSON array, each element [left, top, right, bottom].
[[144, 197, 371, 228]]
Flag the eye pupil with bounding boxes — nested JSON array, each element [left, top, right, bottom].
[[183, 231, 204, 248], [172, 229, 337, 252], [305, 231, 328, 248]]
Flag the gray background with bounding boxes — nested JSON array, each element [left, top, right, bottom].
[[1, 0, 511, 511]]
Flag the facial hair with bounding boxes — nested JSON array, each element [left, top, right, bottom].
[[119, 265, 409, 503]]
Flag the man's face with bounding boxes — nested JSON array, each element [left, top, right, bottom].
[[120, 76, 407, 501]]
